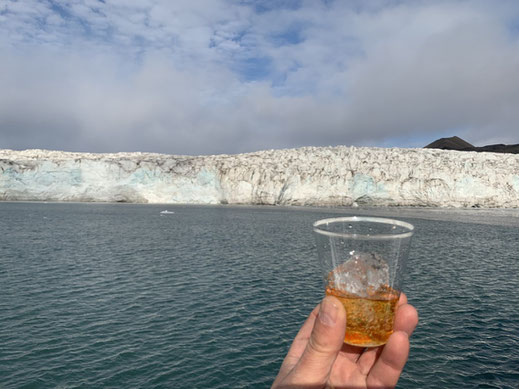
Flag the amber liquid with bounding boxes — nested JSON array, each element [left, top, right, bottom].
[[326, 284, 399, 347]]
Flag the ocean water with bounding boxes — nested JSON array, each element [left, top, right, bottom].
[[1, 202, 518, 388]]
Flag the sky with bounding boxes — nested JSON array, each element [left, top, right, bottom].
[[1, 0, 519, 155]]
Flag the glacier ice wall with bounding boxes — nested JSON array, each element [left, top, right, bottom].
[[1, 147, 518, 207]]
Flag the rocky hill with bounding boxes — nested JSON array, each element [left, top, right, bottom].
[[425, 136, 519, 154]]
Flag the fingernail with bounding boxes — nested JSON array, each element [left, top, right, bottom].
[[319, 297, 339, 327]]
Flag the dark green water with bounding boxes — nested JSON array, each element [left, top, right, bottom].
[[1, 203, 518, 388]]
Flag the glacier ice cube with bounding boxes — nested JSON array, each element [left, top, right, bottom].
[[330, 252, 389, 297]]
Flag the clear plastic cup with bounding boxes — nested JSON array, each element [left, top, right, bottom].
[[313, 216, 414, 347]]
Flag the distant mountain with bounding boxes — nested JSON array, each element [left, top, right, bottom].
[[425, 136, 519, 154], [425, 136, 474, 150], [473, 144, 519, 154]]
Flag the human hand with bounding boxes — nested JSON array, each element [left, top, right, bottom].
[[272, 294, 418, 389]]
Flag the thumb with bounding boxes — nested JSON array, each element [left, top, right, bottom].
[[291, 296, 346, 384]]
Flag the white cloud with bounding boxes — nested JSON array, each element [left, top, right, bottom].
[[1, 0, 519, 154], [341, 2, 519, 146]]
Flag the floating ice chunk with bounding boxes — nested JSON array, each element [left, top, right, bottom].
[[330, 252, 389, 297]]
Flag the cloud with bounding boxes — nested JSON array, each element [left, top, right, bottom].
[[1, 0, 519, 155], [342, 1, 519, 146]]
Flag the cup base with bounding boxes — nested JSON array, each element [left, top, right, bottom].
[[343, 331, 391, 348]]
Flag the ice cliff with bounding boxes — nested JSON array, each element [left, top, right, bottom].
[[1, 147, 518, 208]]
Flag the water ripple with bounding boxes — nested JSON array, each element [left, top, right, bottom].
[[1, 203, 518, 388]]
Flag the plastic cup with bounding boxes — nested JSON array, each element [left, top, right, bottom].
[[313, 216, 414, 347]]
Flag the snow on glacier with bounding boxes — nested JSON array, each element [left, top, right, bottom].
[[0, 146, 518, 207]]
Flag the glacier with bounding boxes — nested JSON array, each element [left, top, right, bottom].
[[0, 146, 518, 208]]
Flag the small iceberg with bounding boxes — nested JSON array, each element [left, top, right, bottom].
[[160, 210, 175, 215]]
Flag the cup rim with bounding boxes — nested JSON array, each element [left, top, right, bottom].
[[313, 216, 414, 240]]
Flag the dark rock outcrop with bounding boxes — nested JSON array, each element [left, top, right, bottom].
[[425, 136, 474, 151], [425, 136, 519, 154]]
